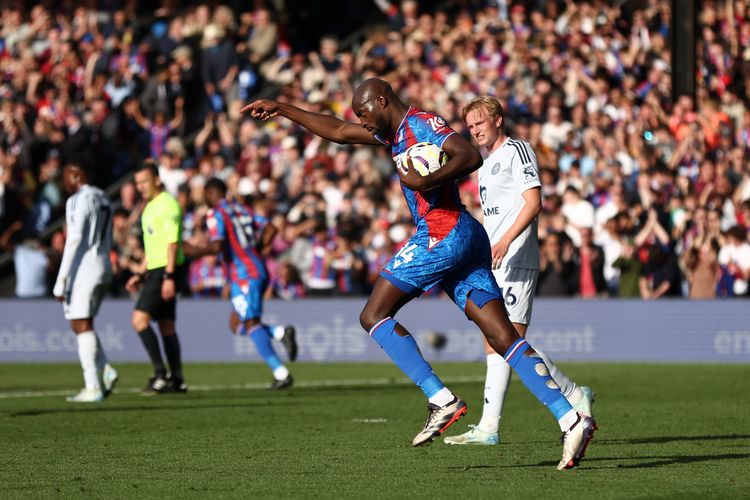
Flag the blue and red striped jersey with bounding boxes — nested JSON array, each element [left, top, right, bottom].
[[376, 107, 464, 247], [206, 199, 268, 285]]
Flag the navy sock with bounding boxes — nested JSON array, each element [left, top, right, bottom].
[[162, 334, 183, 380], [369, 317, 445, 399], [138, 326, 166, 377]]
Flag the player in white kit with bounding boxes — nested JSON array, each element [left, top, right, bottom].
[[445, 96, 596, 446], [53, 163, 119, 403]]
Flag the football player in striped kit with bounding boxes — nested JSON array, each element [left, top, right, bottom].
[[186, 178, 298, 389], [445, 96, 596, 454], [54, 163, 118, 402], [243, 79, 594, 469]]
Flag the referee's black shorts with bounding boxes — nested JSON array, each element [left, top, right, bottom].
[[135, 266, 185, 321]]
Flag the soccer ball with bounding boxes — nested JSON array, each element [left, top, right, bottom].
[[406, 142, 448, 177]]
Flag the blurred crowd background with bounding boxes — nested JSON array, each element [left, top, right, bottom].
[[0, 0, 748, 300]]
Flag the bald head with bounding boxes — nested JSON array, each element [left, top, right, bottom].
[[353, 78, 395, 107], [352, 78, 407, 140]]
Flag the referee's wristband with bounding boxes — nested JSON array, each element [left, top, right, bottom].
[[162, 272, 175, 280]]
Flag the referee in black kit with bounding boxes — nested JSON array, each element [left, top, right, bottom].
[[126, 162, 188, 394]]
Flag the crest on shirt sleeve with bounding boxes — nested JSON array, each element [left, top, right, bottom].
[[522, 164, 538, 183]]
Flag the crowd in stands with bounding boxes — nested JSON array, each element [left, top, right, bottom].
[[1, 0, 748, 300]]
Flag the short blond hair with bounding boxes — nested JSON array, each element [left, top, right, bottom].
[[461, 96, 505, 126]]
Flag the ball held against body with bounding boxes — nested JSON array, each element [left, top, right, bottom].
[[406, 142, 448, 177]]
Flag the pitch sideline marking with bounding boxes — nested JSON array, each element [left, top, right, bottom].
[[0, 375, 485, 400]]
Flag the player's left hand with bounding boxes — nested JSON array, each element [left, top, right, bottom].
[[491, 237, 510, 269], [54, 295, 64, 302], [161, 279, 176, 301], [399, 158, 432, 191]]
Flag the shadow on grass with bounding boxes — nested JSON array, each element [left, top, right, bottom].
[[595, 434, 750, 445], [449, 452, 750, 470], [599, 453, 750, 469], [9, 400, 302, 417]]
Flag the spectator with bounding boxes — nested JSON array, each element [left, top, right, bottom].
[[306, 219, 337, 296], [131, 97, 184, 160], [267, 261, 305, 300], [201, 24, 238, 113], [158, 151, 187, 197], [327, 222, 368, 295], [561, 186, 595, 247], [639, 241, 683, 299], [189, 253, 228, 298], [718, 225, 750, 296], [571, 227, 607, 298], [537, 233, 576, 297], [683, 236, 721, 299], [247, 8, 278, 71], [2, 221, 49, 298], [612, 239, 643, 298], [540, 106, 573, 152]]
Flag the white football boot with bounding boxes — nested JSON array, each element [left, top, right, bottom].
[[558, 413, 596, 470], [66, 388, 104, 403], [412, 396, 468, 447], [444, 425, 499, 445], [102, 365, 119, 397]]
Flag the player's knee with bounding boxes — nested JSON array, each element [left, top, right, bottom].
[[359, 308, 380, 332], [70, 319, 87, 333], [131, 314, 148, 332]]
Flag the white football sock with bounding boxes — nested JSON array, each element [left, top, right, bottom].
[[76, 331, 100, 391], [271, 325, 285, 341], [536, 349, 584, 405], [428, 387, 455, 407], [273, 365, 290, 381], [94, 334, 109, 372], [477, 353, 511, 434]]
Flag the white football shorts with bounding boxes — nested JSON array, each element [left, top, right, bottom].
[[492, 267, 538, 325], [63, 274, 111, 320]]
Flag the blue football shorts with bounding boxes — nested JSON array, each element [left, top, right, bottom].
[[380, 212, 502, 311], [230, 279, 268, 320]]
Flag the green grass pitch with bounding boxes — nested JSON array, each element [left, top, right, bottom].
[[1, 362, 748, 499]]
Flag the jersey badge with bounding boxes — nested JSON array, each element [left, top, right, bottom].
[[491, 163, 502, 175], [427, 116, 446, 131], [522, 164, 536, 181]]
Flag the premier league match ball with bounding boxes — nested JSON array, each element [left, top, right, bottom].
[[406, 142, 448, 177]]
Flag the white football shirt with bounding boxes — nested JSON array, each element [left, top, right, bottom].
[[53, 185, 113, 297], [477, 137, 541, 269]]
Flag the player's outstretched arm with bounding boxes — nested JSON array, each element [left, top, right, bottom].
[[241, 100, 381, 146], [400, 133, 482, 191]]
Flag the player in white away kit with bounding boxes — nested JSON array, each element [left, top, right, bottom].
[[445, 96, 596, 447], [53, 163, 118, 403]]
